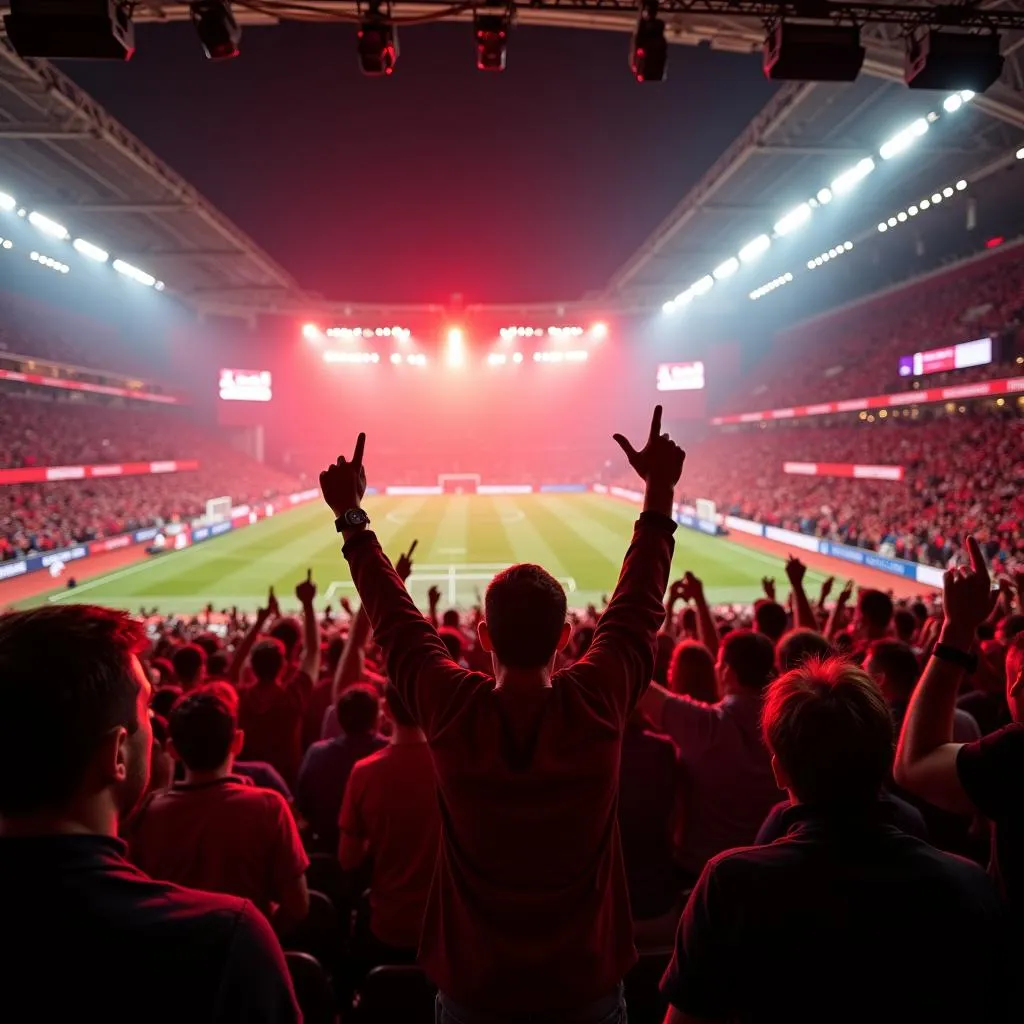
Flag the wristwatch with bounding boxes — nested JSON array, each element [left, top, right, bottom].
[[335, 508, 371, 533], [933, 642, 978, 674]]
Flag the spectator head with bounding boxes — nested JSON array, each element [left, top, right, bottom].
[[325, 634, 345, 673], [150, 684, 182, 721], [717, 630, 776, 696], [668, 640, 718, 703], [441, 609, 461, 630], [856, 589, 894, 638], [910, 601, 929, 628], [336, 684, 380, 737], [481, 564, 570, 671], [776, 629, 835, 674], [383, 683, 419, 731], [203, 680, 241, 715], [893, 609, 917, 645], [1007, 636, 1024, 724], [438, 627, 465, 664], [653, 632, 674, 687], [0, 606, 151, 824], [754, 600, 788, 644], [250, 637, 286, 684], [171, 644, 206, 691], [168, 689, 241, 774], [149, 713, 174, 793], [998, 614, 1024, 644], [206, 650, 229, 679], [151, 656, 176, 687], [864, 639, 920, 705], [679, 606, 697, 638], [192, 633, 221, 658], [763, 657, 893, 808], [269, 617, 302, 661]]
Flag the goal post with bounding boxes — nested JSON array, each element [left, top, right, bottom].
[[205, 495, 232, 523], [438, 473, 481, 495]]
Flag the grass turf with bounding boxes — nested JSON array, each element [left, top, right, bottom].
[[15, 494, 832, 615]]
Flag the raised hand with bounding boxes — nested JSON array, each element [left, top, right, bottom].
[[785, 556, 807, 588], [818, 576, 835, 603], [259, 585, 279, 621], [320, 432, 368, 518], [680, 571, 705, 603], [836, 579, 855, 606], [942, 535, 998, 641], [761, 576, 776, 601], [427, 585, 442, 608], [340, 596, 353, 616], [668, 579, 687, 605], [295, 568, 317, 606], [613, 405, 685, 489], [395, 540, 418, 582]]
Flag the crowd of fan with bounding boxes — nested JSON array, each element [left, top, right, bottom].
[[724, 245, 1024, 413], [680, 408, 1024, 571], [2, 418, 1021, 1023]]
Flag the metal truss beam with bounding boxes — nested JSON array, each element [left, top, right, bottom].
[[26, 202, 191, 214]]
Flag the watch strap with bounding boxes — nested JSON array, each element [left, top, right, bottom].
[[933, 642, 978, 673]]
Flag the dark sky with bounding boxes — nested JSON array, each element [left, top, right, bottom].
[[65, 21, 776, 304]]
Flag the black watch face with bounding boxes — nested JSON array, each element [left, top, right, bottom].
[[344, 509, 369, 526]]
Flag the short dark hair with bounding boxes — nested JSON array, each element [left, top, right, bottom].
[[776, 629, 835, 674], [207, 650, 229, 679], [169, 689, 236, 772], [441, 609, 461, 629], [336, 684, 380, 735], [325, 634, 345, 671], [192, 633, 221, 657], [150, 685, 182, 721], [893, 609, 917, 644], [680, 607, 697, 635], [858, 589, 894, 632], [669, 640, 718, 703], [720, 630, 776, 693], [485, 564, 567, 669], [763, 657, 893, 806], [754, 600, 788, 643], [438, 627, 464, 662], [250, 637, 286, 683], [384, 683, 417, 728], [269, 617, 302, 658], [0, 606, 146, 816], [865, 639, 920, 702], [172, 644, 206, 686]]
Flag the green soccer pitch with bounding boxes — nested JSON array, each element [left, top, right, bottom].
[[15, 493, 832, 614]]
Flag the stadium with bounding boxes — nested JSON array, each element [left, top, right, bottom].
[[1, 2, 1023, 1023]]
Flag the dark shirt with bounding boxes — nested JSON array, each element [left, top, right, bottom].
[[296, 731, 387, 852], [235, 760, 293, 800], [958, 689, 1012, 737], [661, 812, 1008, 1022], [0, 834, 299, 1023], [618, 722, 679, 919], [344, 513, 675, 1012], [958, 723, 1024, 914], [755, 792, 929, 846], [238, 671, 313, 786]]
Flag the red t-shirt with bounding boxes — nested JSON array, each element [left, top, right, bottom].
[[344, 513, 675, 1012], [126, 776, 309, 916], [238, 671, 312, 786], [338, 741, 440, 949]]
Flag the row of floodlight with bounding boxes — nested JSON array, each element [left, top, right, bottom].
[[877, 180, 968, 233], [807, 241, 854, 270], [749, 274, 793, 301], [661, 90, 975, 316], [0, 189, 164, 290]]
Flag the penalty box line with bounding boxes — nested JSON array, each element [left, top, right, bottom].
[[325, 563, 577, 605]]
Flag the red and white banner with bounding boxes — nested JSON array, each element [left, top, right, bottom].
[[0, 459, 199, 486], [711, 374, 1024, 426], [0, 367, 179, 404], [783, 462, 905, 481]]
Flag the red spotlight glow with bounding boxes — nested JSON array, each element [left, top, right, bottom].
[[445, 326, 466, 368], [301, 323, 321, 342], [589, 322, 608, 340], [985, 236, 1004, 249]]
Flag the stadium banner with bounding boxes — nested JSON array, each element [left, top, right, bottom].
[[764, 526, 821, 553], [0, 459, 200, 486], [477, 485, 534, 495], [592, 484, 609, 495], [675, 511, 723, 536], [915, 564, 947, 588], [540, 484, 588, 493], [818, 541, 918, 581], [609, 485, 644, 503], [386, 486, 443, 496], [710, 373, 1024, 425], [0, 367, 179, 405], [724, 516, 765, 537], [782, 462, 905, 481]]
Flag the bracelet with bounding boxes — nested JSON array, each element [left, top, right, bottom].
[[933, 642, 978, 674]]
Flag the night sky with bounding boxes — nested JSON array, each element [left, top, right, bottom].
[[65, 22, 776, 304]]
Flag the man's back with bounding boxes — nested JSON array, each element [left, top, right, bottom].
[[661, 815, 1008, 1022], [127, 777, 308, 914], [0, 834, 299, 1023], [238, 680, 307, 784]]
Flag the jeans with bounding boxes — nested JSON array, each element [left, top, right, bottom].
[[435, 985, 627, 1024]]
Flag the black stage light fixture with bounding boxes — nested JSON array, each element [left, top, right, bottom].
[[630, 0, 667, 83], [190, 1, 241, 61], [358, 5, 399, 76], [475, 5, 511, 72], [4, 0, 135, 60], [763, 21, 865, 82], [905, 31, 1004, 93]]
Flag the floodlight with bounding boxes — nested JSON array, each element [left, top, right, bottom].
[[512, 352, 523, 364], [956, 180, 967, 190], [445, 327, 466, 368], [887, 217, 897, 227], [662, 300, 676, 314], [72, 238, 109, 263], [830, 157, 875, 195], [738, 234, 770, 263], [908, 205, 919, 216], [691, 275, 714, 296], [675, 289, 694, 306], [358, 6, 398, 76], [816, 188, 832, 205], [28, 211, 68, 239], [920, 199, 930, 209], [713, 257, 739, 280], [630, 1, 667, 83], [943, 93, 963, 113], [897, 212, 907, 222], [475, 5, 510, 72], [301, 323, 321, 342], [190, 1, 240, 60], [0, 192, 14, 211], [589, 322, 608, 339], [878, 118, 928, 160], [773, 202, 810, 236], [112, 258, 156, 287], [878, 222, 888, 232], [942, 186, 954, 198], [4, 0, 135, 60], [931, 193, 942, 203]]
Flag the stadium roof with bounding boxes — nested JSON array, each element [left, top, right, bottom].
[[1, 2, 1024, 319]]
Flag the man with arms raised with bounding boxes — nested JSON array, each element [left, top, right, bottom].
[[320, 408, 684, 1023]]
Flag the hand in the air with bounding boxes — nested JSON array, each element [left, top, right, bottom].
[[395, 541, 418, 582], [680, 571, 704, 603], [295, 569, 317, 606], [761, 577, 776, 601], [427, 585, 442, 608], [320, 433, 368, 518], [785, 556, 807, 588], [259, 586, 279, 621], [943, 536, 998, 637], [613, 406, 685, 488]]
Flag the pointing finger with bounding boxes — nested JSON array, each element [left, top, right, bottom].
[[648, 405, 663, 444], [352, 432, 366, 467], [612, 433, 638, 461], [966, 535, 986, 579], [306, 568, 312, 582], [407, 539, 418, 559]]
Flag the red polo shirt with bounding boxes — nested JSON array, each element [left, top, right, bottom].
[[344, 512, 675, 1012]]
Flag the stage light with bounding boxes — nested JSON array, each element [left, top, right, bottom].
[[773, 203, 810, 236], [674, 289, 694, 307], [942, 186, 954, 198], [301, 323, 321, 342], [763, 22, 864, 82], [956, 179, 967, 190], [738, 234, 770, 263], [908, 205, 919, 216], [112, 258, 156, 287], [943, 93, 963, 113], [713, 257, 739, 280], [27, 211, 68, 240], [475, 4, 510, 72], [816, 188, 832, 205], [4, 0, 135, 60], [589, 322, 608, 339], [512, 352, 523, 364], [905, 31, 1003, 93], [72, 238, 109, 263], [190, 1, 240, 60], [878, 222, 888, 233], [390, 352, 402, 365], [878, 118, 928, 161], [830, 157, 875, 195], [358, 6, 398, 76], [897, 212, 907, 222], [630, 0, 667, 82], [931, 192, 942, 203], [691, 275, 714, 297], [445, 327, 466, 368], [0, 192, 14, 211]]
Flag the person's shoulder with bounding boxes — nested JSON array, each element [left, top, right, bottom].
[[703, 840, 784, 883], [132, 872, 253, 940], [350, 745, 392, 779]]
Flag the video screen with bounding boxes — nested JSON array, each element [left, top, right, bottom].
[[218, 368, 272, 402], [656, 361, 705, 392], [897, 337, 993, 378]]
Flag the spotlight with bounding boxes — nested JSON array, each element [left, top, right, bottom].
[[630, 1, 667, 83], [301, 323, 321, 342], [358, 5, 398, 77], [4, 0, 135, 60], [905, 30, 1003, 93], [190, 1, 240, 61], [475, 4, 510, 72], [589, 322, 608, 340], [445, 327, 466, 368], [764, 22, 865, 82]]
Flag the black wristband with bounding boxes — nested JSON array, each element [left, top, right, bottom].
[[638, 510, 678, 535], [933, 642, 978, 674]]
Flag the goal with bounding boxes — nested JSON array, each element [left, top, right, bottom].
[[205, 495, 232, 523], [438, 473, 481, 495]]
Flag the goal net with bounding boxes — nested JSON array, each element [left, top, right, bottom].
[[438, 473, 481, 495], [205, 495, 232, 523]]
